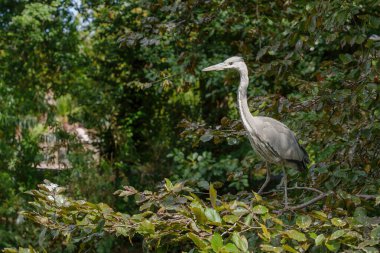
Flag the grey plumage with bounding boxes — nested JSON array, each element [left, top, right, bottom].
[[246, 116, 309, 171], [203, 56, 309, 206]]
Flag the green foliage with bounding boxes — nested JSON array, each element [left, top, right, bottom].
[[0, 0, 379, 251], [19, 180, 380, 252]]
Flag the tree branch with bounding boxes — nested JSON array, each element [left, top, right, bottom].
[[287, 192, 329, 210]]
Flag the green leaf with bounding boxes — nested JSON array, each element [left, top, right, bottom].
[[244, 213, 253, 226], [164, 178, 173, 191], [330, 229, 345, 240], [325, 240, 340, 252], [284, 229, 307, 242], [282, 244, 298, 253], [331, 218, 346, 227], [359, 239, 379, 248], [260, 244, 283, 253], [232, 232, 248, 252], [224, 243, 240, 253], [205, 208, 222, 224], [339, 53, 353, 64], [315, 234, 325, 246], [260, 223, 271, 240], [200, 133, 213, 142], [227, 137, 239, 145], [296, 215, 312, 229], [375, 196, 380, 206], [136, 220, 155, 235], [116, 227, 130, 237], [362, 247, 379, 253], [344, 230, 363, 240], [311, 210, 328, 221], [209, 183, 217, 208], [188, 233, 208, 249], [252, 205, 268, 214], [253, 192, 262, 201], [211, 233, 223, 252], [2, 248, 18, 253], [371, 226, 380, 240], [190, 204, 208, 224], [223, 215, 239, 224]]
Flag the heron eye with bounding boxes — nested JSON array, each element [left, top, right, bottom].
[[229, 62, 233, 65]]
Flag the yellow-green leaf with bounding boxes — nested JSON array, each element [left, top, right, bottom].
[[375, 196, 380, 206], [205, 207, 222, 224], [211, 233, 223, 252], [253, 192, 263, 201], [260, 223, 271, 240], [252, 205, 268, 214], [284, 230, 307, 242], [191, 202, 207, 224], [315, 234, 325, 246], [136, 220, 155, 235], [188, 232, 208, 249], [209, 183, 217, 208], [223, 214, 239, 224], [371, 226, 380, 240], [296, 215, 312, 229], [331, 218, 346, 227], [164, 178, 173, 191], [232, 232, 248, 252], [260, 244, 283, 253], [330, 230, 345, 240], [224, 243, 240, 253], [325, 240, 340, 252], [282, 244, 298, 253]]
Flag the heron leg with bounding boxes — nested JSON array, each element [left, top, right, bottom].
[[258, 163, 270, 194], [283, 168, 289, 208]]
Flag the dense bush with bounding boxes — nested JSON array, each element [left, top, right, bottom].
[[9, 180, 380, 252]]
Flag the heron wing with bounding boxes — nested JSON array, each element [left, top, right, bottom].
[[249, 116, 307, 163]]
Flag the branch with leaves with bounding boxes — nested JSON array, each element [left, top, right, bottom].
[[17, 180, 380, 253]]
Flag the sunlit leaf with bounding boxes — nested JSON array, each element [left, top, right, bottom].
[[296, 215, 312, 229], [370, 226, 380, 240], [282, 244, 298, 253], [331, 218, 346, 227], [205, 208, 222, 224], [209, 183, 217, 208], [224, 243, 240, 253], [188, 233, 208, 249], [200, 133, 213, 142], [284, 230, 307, 242], [325, 240, 340, 252], [260, 244, 283, 253], [211, 233, 223, 252], [315, 234, 325, 246], [232, 232, 248, 252], [136, 220, 155, 235], [223, 215, 239, 224], [252, 205, 268, 214], [260, 223, 271, 240]]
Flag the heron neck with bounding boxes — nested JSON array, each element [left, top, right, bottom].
[[237, 66, 252, 132]]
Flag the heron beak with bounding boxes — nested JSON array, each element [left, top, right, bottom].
[[202, 62, 228, 72]]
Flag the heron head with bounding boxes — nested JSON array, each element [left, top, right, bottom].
[[202, 56, 245, 72]]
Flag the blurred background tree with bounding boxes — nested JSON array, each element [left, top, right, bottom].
[[0, 0, 379, 252]]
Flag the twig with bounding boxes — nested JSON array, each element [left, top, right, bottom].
[[287, 186, 324, 195], [286, 192, 329, 211], [221, 223, 237, 236], [356, 194, 377, 200]]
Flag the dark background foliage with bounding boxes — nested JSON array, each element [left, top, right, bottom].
[[0, 0, 379, 252]]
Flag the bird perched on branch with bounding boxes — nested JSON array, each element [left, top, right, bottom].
[[202, 56, 309, 208]]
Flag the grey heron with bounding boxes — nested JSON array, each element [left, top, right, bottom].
[[202, 56, 309, 208]]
